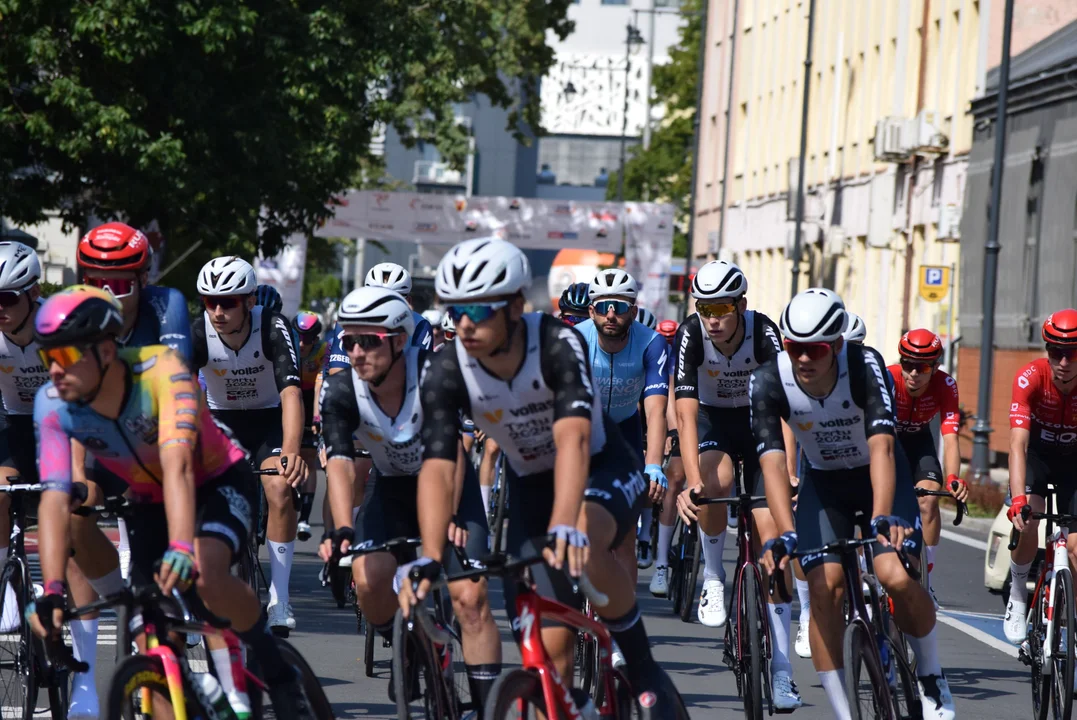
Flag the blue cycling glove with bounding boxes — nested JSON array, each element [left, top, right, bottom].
[[643, 463, 668, 490]]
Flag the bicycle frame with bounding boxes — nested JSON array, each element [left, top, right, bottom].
[[1031, 524, 1070, 670]]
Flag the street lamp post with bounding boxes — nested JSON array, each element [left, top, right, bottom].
[[618, 24, 645, 203], [789, 0, 817, 297]]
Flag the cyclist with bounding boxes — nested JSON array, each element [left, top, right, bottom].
[[30, 286, 312, 718], [843, 312, 867, 345], [672, 260, 802, 709], [637, 307, 658, 330], [364, 262, 433, 349], [399, 237, 684, 718], [889, 329, 969, 602], [558, 282, 591, 326], [294, 311, 328, 542], [755, 288, 954, 720], [318, 286, 499, 707], [191, 256, 308, 636], [651, 320, 685, 598], [576, 269, 668, 589], [1004, 309, 1077, 645], [442, 313, 456, 342], [422, 308, 446, 349]]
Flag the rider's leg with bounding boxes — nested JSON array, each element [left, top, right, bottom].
[[478, 438, 500, 516], [806, 562, 851, 720], [261, 448, 297, 620], [655, 456, 684, 570], [352, 553, 397, 636], [916, 478, 942, 585], [697, 450, 733, 583], [753, 508, 794, 675], [298, 447, 319, 533]]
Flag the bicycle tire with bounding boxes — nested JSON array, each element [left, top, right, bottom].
[[485, 668, 547, 718], [46, 678, 69, 720], [490, 460, 508, 554], [105, 654, 172, 720], [1048, 568, 1074, 720], [574, 598, 599, 700], [364, 619, 376, 677], [740, 571, 763, 720], [1031, 575, 1050, 720], [392, 608, 446, 719], [679, 525, 701, 623], [844, 620, 896, 720], [0, 558, 37, 720], [882, 607, 921, 720], [276, 638, 335, 720], [669, 519, 685, 614]]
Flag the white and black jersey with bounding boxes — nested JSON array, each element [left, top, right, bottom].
[[674, 311, 782, 408], [749, 343, 895, 471], [0, 329, 48, 415], [419, 313, 605, 477]]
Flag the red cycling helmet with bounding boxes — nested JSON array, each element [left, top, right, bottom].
[[78, 222, 151, 272], [899, 329, 943, 362], [657, 320, 678, 340], [1043, 309, 1077, 346]]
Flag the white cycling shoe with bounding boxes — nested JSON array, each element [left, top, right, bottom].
[[917, 674, 956, 720], [1003, 599, 1027, 645], [697, 578, 727, 628], [649, 566, 669, 597], [268, 602, 297, 634], [794, 620, 811, 658], [771, 670, 803, 711]]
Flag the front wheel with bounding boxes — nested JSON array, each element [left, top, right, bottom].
[[0, 558, 38, 720], [739, 572, 763, 720], [844, 620, 896, 720], [1047, 568, 1074, 720], [392, 609, 446, 719], [678, 525, 701, 623], [485, 669, 547, 719], [105, 655, 172, 720]]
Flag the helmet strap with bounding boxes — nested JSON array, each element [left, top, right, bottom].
[[370, 341, 402, 388], [490, 306, 517, 357], [9, 294, 35, 337], [78, 345, 110, 405], [227, 303, 252, 336]]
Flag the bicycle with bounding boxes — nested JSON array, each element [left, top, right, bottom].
[[486, 452, 507, 554], [912, 481, 967, 595], [1011, 505, 1076, 720]]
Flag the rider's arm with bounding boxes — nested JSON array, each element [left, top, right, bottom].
[[641, 334, 669, 467], [157, 287, 194, 365], [665, 381, 678, 432], [157, 352, 205, 546], [188, 315, 209, 371], [321, 372, 361, 530], [417, 351, 467, 561], [33, 396, 73, 590], [1008, 365, 1036, 498], [452, 439, 466, 513], [412, 316, 433, 351], [749, 362, 795, 534], [326, 324, 349, 376], [1009, 429, 1031, 500], [673, 319, 705, 487], [782, 421, 798, 481], [935, 371, 962, 479], [860, 347, 899, 519], [70, 439, 89, 486], [866, 434, 897, 520], [266, 311, 304, 456]]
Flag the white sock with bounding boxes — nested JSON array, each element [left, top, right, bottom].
[[795, 577, 811, 624], [925, 543, 937, 576], [480, 484, 492, 515], [656, 522, 675, 568], [0, 548, 16, 632], [906, 627, 943, 677], [117, 517, 130, 553], [87, 567, 125, 599], [1010, 560, 1032, 604], [700, 529, 727, 581], [637, 508, 653, 540], [69, 618, 99, 718], [767, 602, 793, 674], [267, 540, 294, 607], [211, 647, 237, 696], [818, 670, 852, 720]]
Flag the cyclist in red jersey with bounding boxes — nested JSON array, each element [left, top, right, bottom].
[[1003, 309, 1077, 644], [888, 329, 969, 601]]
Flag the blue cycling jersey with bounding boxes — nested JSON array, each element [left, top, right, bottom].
[[576, 319, 669, 423], [122, 285, 193, 363], [326, 311, 432, 371]]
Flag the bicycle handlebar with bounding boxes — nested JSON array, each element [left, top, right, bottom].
[[688, 488, 764, 507], [914, 480, 966, 526], [342, 536, 424, 560], [1008, 505, 1077, 551]]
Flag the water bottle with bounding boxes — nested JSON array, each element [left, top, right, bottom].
[[194, 673, 238, 720]]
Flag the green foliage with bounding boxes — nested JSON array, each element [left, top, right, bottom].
[[38, 281, 64, 298], [302, 236, 350, 309], [0, 0, 574, 301], [607, 0, 700, 253]]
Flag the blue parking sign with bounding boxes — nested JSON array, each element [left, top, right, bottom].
[[919, 266, 950, 302]]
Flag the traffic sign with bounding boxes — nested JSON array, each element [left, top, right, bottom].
[[918, 265, 950, 303]]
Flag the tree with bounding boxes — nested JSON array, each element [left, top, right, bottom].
[[607, 0, 700, 258], [0, 0, 573, 297]]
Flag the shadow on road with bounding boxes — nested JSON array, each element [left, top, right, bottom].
[[943, 666, 1027, 701]]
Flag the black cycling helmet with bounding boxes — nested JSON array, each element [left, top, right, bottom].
[[293, 311, 323, 338], [34, 285, 124, 349], [254, 284, 284, 314], [559, 282, 591, 315]]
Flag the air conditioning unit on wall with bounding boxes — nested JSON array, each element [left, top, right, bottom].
[[907, 110, 949, 155], [873, 118, 909, 162]]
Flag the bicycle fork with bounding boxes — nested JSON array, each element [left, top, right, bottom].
[[1040, 531, 1070, 674]]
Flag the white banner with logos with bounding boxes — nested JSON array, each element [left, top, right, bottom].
[[254, 233, 308, 317], [624, 203, 676, 321]]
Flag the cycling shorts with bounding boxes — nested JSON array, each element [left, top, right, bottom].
[[0, 415, 39, 484], [126, 462, 256, 587], [794, 450, 922, 574], [697, 405, 764, 509], [617, 412, 644, 465], [898, 431, 942, 484], [212, 408, 283, 468], [1025, 446, 1077, 516]]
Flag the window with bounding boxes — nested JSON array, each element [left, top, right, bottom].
[[1024, 155, 1044, 336]]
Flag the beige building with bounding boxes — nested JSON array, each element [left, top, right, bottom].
[[694, 0, 1077, 366]]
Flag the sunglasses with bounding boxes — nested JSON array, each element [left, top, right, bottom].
[[298, 331, 319, 345], [1046, 345, 1077, 363], [592, 300, 633, 316], [900, 359, 936, 374], [784, 340, 833, 361], [561, 314, 587, 326], [38, 346, 87, 370], [697, 302, 737, 319], [0, 288, 31, 309], [341, 331, 401, 351], [444, 330, 456, 341], [202, 295, 247, 311], [446, 301, 508, 325], [83, 275, 137, 299]]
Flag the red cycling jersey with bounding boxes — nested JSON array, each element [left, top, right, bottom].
[[1009, 358, 1077, 451], [887, 365, 961, 436]]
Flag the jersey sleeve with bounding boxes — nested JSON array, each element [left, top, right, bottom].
[[156, 288, 194, 364], [33, 387, 72, 493], [263, 311, 301, 392], [320, 371, 360, 461], [189, 315, 208, 370], [641, 333, 670, 400], [1010, 362, 1037, 429], [673, 315, 704, 401], [934, 370, 961, 435], [539, 315, 596, 421], [420, 348, 468, 461], [412, 316, 433, 350], [155, 350, 202, 449], [327, 324, 349, 372], [858, 346, 896, 439], [748, 358, 790, 457], [755, 313, 783, 362]]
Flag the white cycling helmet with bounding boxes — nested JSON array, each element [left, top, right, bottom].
[[337, 286, 415, 337], [197, 256, 257, 296], [636, 307, 657, 329], [0, 242, 40, 291], [365, 262, 412, 295], [590, 269, 639, 301], [779, 288, 847, 343], [441, 314, 455, 333], [435, 237, 531, 302], [421, 308, 445, 327], [843, 312, 867, 344], [691, 260, 747, 301]]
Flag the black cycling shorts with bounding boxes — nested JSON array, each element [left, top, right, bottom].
[[618, 412, 644, 465], [359, 461, 488, 575], [125, 462, 257, 588], [697, 405, 765, 508], [794, 449, 922, 575], [1025, 446, 1077, 516], [898, 431, 942, 484], [0, 415, 39, 484], [212, 408, 283, 468]]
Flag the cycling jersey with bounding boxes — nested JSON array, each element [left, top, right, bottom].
[[420, 312, 605, 476], [34, 346, 247, 501], [0, 306, 48, 414], [1010, 358, 1077, 453], [300, 340, 328, 392], [574, 319, 668, 423], [750, 344, 895, 471], [674, 310, 782, 408], [326, 311, 433, 372], [887, 366, 960, 436], [122, 285, 193, 363], [190, 306, 301, 411]]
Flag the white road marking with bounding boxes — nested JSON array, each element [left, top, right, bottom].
[[937, 611, 1018, 658], [940, 528, 988, 551]]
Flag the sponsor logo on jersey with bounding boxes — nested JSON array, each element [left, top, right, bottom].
[[0, 366, 12, 374], [509, 401, 552, 418], [483, 410, 503, 423], [706, 369, 721, 377], [796, 421, 813, 431]]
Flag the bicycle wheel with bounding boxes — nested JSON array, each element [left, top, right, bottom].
[[364, 618, 376, 677], [1048, 568, 1074, 720], [276, 638, 335, 720], [678, 525, 701, 623], [0, 558, 37, 719], [490, 460, 508, 554], [574, 599, 599, 700], [392, 609, 447, 719], [1031, 577, 1050, 720], [485, 668, 547, 718], [882, 610, 921, 720], [844, 620, 896, 720], [739, 572, 763, 720], [105, 654, 172, 720], [669, 519, 685, 614]]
